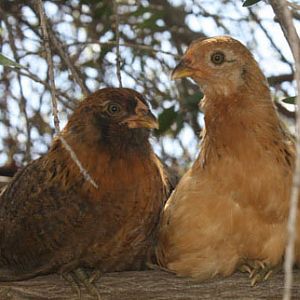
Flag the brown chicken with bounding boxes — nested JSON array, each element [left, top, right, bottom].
[[156, 36, 298, 285], [0, 88, 172, 284]]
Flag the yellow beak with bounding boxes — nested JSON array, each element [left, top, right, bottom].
[[171, 60, 194, 80], [123, 111, 159, 129]]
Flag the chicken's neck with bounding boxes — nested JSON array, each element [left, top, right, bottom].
[[196, 87, 288, 168], [48, 133, 156, 196]]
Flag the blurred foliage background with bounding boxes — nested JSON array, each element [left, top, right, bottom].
[[0, 0, 298, 175]]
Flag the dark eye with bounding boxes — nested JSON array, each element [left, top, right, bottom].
[[211, 52, 225, 65], [107, 103, 121, 115]]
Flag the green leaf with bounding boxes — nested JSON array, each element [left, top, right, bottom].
[[185, 91, 203, 109], [157, 106, 178, 134], [282, 96, 296, 104], [243, 0, 262, 7], [0, 53, 23, 68]]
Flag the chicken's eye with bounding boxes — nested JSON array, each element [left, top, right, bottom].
[[211, 52, 225, 65], [107, 103, 122, 115]]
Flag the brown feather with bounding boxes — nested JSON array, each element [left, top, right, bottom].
[[0, 88, 171, 280]]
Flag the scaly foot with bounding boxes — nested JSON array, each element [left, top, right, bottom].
[[74, 268, 102, 299]]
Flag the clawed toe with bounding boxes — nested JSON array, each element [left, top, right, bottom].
[[88, 270, 102, 284], [250, 268, 272, 286], [239, 260, 281, 286], [62, 268, 102, 299]]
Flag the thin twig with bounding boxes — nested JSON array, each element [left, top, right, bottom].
[[249, 9, 294, 72], [59, 136, 98, 188], [47, 29, 89, 96], [66, 40, 180, 58], [275, 101, 296, 120], [269, 1, 300, 300], [113, 0, 123, 87], [193, 2, 230, 34], [36, 0, 98, 189], [287, 1, 300, 10], [0, 8, 32, 163], [16, 69, 76, 109], [36, 1, 60, 132]]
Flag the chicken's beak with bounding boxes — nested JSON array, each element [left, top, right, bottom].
[[123, 111, 159, 129], [171, 60, 194, 80]]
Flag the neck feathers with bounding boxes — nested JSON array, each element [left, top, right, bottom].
[[48, 125, 152, 188], [196, 86, 285, 170]]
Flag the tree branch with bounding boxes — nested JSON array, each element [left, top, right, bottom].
[[268, 1, 300, 299], [0, 270, 299, 299], [275, 101, 296, 120], [268, 73, 294, 85]]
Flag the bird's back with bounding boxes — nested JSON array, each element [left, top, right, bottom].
[[0, 155, 94, 278]]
